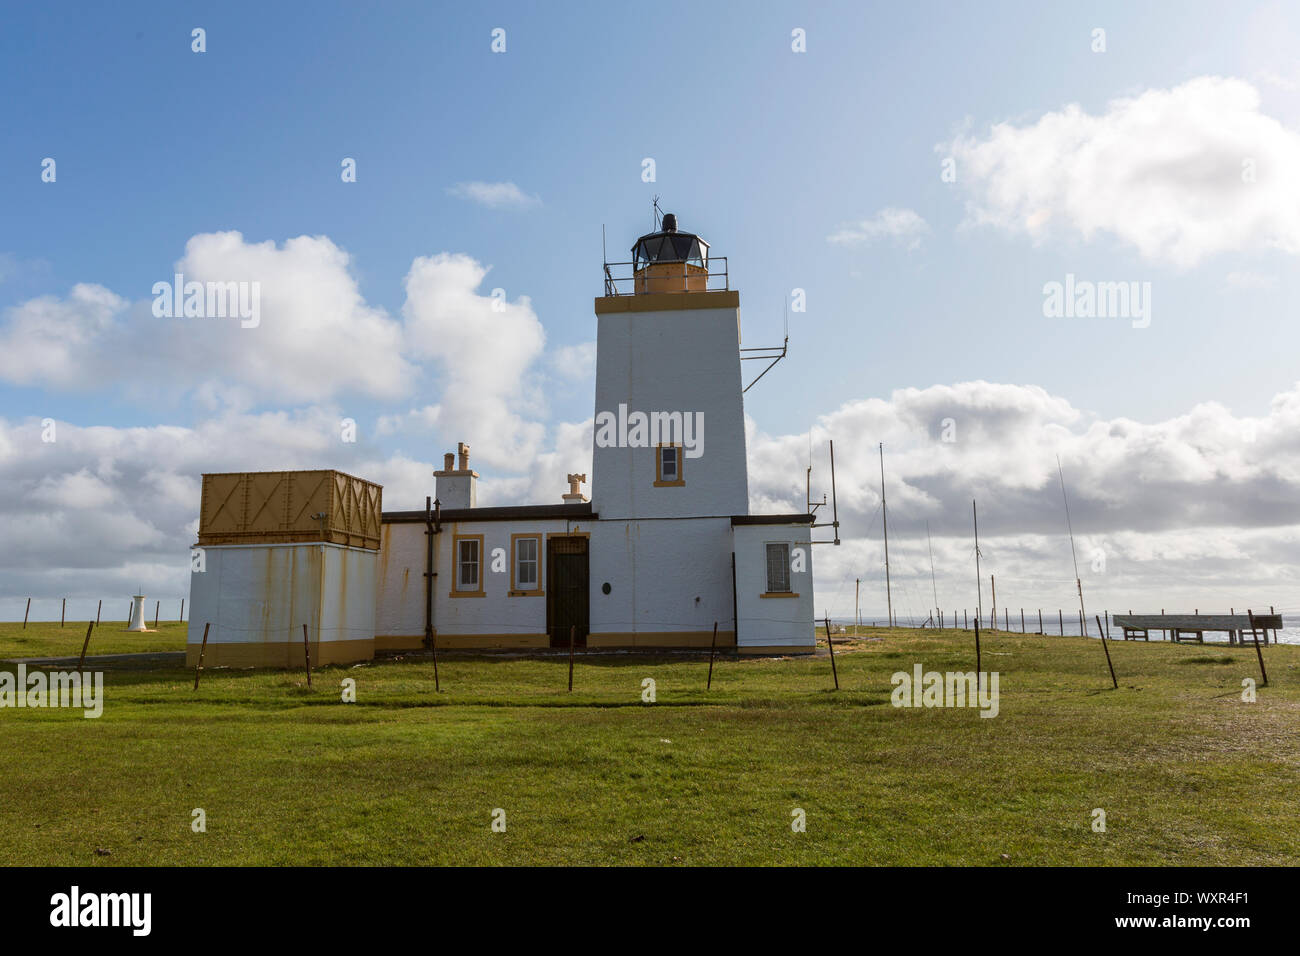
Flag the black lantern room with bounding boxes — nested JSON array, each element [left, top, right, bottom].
[[631, 213, 709, 271]]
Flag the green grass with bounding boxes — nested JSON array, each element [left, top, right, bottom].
[[1, 627, 1297, 866], [0, 621, 187, 659]]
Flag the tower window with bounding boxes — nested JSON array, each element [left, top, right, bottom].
[[654, 443, 685, 487]]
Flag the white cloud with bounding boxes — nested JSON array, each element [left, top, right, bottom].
[[547, 342, 597, 382], [0, 283, 127, 386], [828, 207, 929, 249], [746, 379, 1300, 618], [1224, 270, 1277, 289], [447, 181, 541, 209], [0, 233, 416, 403], [946, 76, 1300, 267], [398, 253, 548, 469]]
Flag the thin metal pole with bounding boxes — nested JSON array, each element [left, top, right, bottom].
[[879, 443, 892, 624], [61, 598, 66, 628], [154, 600, 160, 629], [96, 599, 102, 626], [1247, 609, 1268, 687], [302, 623, 312, 688], [926, 520, 939, 614], [972, 500, 982, 628], [1095, 615, 1117, 689], [707, 621, 718, 690], [23, 598, 30, 629], [193, 622, 210, 690], [824, 615, 839, 690], [1058, 455, 1088, 636], [179, 598, 184, 622], [77, 622, 94, 674]]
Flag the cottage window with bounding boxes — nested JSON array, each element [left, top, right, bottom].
[[513, 535, 540, 592], [455, 537, 482, 593], [765, 542, 791, 593]]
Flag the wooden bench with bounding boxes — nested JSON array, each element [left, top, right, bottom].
[[1113, 613, 1282, 645]]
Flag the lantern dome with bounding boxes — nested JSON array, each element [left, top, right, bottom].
[[631, 213, 709, 271]]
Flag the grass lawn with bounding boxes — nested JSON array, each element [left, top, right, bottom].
[[0, 621, 187, 659], [1, 627, 1296, 866]]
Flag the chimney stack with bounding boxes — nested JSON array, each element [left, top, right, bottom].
[[434, 442, 478, 509], [563, 473, 588, 504]]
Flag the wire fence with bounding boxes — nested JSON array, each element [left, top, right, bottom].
[[3, 597, 188, 627]]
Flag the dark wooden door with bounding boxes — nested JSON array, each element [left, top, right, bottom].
[[547, 536, 589, 647]]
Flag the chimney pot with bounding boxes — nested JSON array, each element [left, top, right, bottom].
[[443, 452, 455, 471], [457, 442, 470, 472]]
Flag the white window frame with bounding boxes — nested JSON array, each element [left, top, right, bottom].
[[455, 536, 481, 592]]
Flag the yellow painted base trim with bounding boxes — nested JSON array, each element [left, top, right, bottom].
[[375, 634, 425, 652], [429, 633, 549, 648], [737, 644, 817, 656], [595, 290, 740, 313], [587, 630, 737, 649], [185, 638, 375, 668]]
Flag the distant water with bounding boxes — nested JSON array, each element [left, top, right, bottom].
[[846, 616, 1299, 646]]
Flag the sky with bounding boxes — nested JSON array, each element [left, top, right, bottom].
[[2, 0, 1299, 624]]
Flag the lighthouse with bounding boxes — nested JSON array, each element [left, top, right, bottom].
[[590, 213, 750, 520], [195, 209, 817, 667]]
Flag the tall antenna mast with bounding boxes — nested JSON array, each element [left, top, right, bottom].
[[972, 499, 983, 624], [879, 442, 893, 628], [1057, 454, 1088, 634], [926, 520, 939, 614]]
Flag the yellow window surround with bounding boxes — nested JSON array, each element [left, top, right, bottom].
[[451, 533, 486, 597], [509, 532, 544, 596], [653, 442, 685, 487]]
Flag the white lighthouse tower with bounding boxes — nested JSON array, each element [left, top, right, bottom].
[[590, 213, 749, 519], [580, 213, 815, 653]]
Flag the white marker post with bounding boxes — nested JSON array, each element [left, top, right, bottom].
[[127, 595, 148, 631]]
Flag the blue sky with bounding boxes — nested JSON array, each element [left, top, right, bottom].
[[3, 1, 1300, 621]]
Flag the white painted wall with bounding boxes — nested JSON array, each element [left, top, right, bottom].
[[733, 524, 816, 649], [187, 543, 376, 646], [591, 304, 749, 520], [374, 522, 426, 638], [588, 518, 735, 637], [375, 515, 738, 643], [375, 518, 581, 640]]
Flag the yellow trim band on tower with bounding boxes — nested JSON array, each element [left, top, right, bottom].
[[594, 290, 739, 313]]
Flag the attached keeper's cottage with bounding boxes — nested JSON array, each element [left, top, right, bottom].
[[187, 215, 817, 666]]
